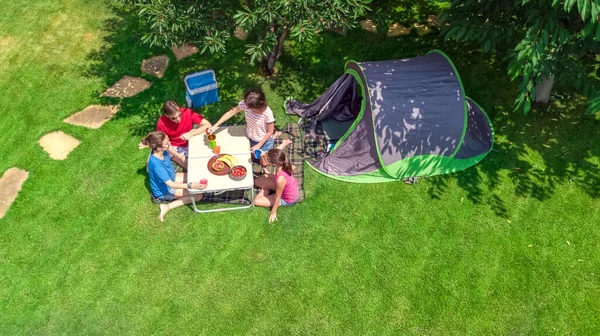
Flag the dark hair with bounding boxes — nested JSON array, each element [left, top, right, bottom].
[[162, 100, 180, 116], [267, 148, 293, 174], [141, 131, 167, 151], [243, 89, 266, 109]]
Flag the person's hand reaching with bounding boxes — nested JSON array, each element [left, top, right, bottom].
[[269, 212, 278, 223]]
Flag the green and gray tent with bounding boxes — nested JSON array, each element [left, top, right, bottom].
[[285, 50, 494, 183]]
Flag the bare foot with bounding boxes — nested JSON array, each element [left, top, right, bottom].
[[159, 203, 169, 221]]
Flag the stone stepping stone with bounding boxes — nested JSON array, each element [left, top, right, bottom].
[[63, 105, 120, 129], [414, 23, 433, 36], [387, 23, 411, 37], [102, 76, 152, 98], [141, 55, 169, 78], [427, 15, 441, 27], [0, 168, 28, 219], [39, 131, 80, 160], [234, 26, 248, 40], [359, 19, 378, 33], [171, 44, 198, 61]]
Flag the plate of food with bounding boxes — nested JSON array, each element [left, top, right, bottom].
[[207, 154, 238, 176], [229, 165, 247, 181]]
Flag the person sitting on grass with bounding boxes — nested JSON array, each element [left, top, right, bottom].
[[207, 89, 280, 154], [140, 100, 211, 168], [142, 131, 208, 221], [254, 139, 297, 223]]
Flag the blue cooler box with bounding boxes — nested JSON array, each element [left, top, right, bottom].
[[184, 70, 219, 108]]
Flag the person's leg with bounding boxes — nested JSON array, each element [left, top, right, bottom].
[[255, 174, 276, 190], [159, 188, 203, 221], [253, 193, 277, 207]]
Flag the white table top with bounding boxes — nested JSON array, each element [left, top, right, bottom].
[[187, 126, 254, 192], [188, 125, 249, 159]]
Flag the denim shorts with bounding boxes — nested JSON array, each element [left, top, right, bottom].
[[156, 192, 175, 202], [280, 197, 297, 206], [156, 187, 177, 201], [249, 137, 274, 152], [168, 145, 189, 158]]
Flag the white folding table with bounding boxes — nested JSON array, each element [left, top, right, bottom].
[[186, 126, 254, 213]]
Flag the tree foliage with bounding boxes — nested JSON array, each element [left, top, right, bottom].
[[123, 0, 370, 74], [442, 0, 600, 114]]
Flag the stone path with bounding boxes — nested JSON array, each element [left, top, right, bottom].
[[39, 131, 80, 160], [359, 15, 440, 37], [63, 105, 120, 129], [102, 76, 152, 98], [141, 55, 169, 78], [0, 168, 29, 219], [171, 44, 198, 61]]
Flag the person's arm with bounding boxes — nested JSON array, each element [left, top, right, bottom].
[[165, 180, 206, 190], [167, 146, 186, 164], [207, 106, 242, 134], [182, 118, 212, 140], [269, 176, 287, 223], [250, 122, 275, 152]]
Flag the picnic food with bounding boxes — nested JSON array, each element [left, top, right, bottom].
[[217, 154, 238, 168], [212, 160, 225, 171], [229, 165, 247, 180]]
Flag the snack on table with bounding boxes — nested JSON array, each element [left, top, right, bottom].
[[229, 165, 247, 180]]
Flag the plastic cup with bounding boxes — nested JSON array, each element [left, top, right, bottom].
[[213, 145, 221, 154], [209, 140, 217, 149], [253, 149, 262, 160]]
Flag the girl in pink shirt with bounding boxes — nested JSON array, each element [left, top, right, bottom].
[[254, 139, 298, 223]]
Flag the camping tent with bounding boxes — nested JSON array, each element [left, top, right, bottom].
[[285, 50, 494, 183]]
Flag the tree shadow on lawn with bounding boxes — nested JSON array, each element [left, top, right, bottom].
[[427, 49, 600, 216], [82, 5, 262, 138]]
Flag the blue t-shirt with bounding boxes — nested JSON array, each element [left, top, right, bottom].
[[147, 152, 176, 198]]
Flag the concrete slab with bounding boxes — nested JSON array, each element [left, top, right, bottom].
[[141, 55, 169, 78], [234, 26, 248, 40], [387, 23, 411, 37], [102, 76, 152, 98], [39, 131, 80, 160], [0, 168, 29, 219], [171, 43, 198, 61], [63, 105, 120, 129], [427, 15, 441, 27], [359, 19, 378, 33], [414, 23, 433, 36]]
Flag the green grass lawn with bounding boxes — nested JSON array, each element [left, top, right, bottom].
[[1, 1, 600, 334]]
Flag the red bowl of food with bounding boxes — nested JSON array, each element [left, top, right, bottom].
[[229, 165, 247, 181]]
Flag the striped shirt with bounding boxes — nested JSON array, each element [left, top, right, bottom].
[[239, 100, 275, 142]]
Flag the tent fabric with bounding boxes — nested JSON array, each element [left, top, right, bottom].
[[285, 50, 494, 183]]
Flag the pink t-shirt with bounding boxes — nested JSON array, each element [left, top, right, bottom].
[[238, 100, 275, 142], [275, 170, 298, 203]]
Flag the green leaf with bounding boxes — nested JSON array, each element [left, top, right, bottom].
[[565, 0, 576, 12], [523, 97, 532, 114], [585, 95, 600, 114], [581, 0, 590, 21], [597, 23, 600, 40], [592, 2, 599, 21], [552, 0, 561, 6], [456, 26, 468, 40], [482, 40, 492, 52]]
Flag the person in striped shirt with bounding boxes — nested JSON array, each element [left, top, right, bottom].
[[207, 89, 278, 153]]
